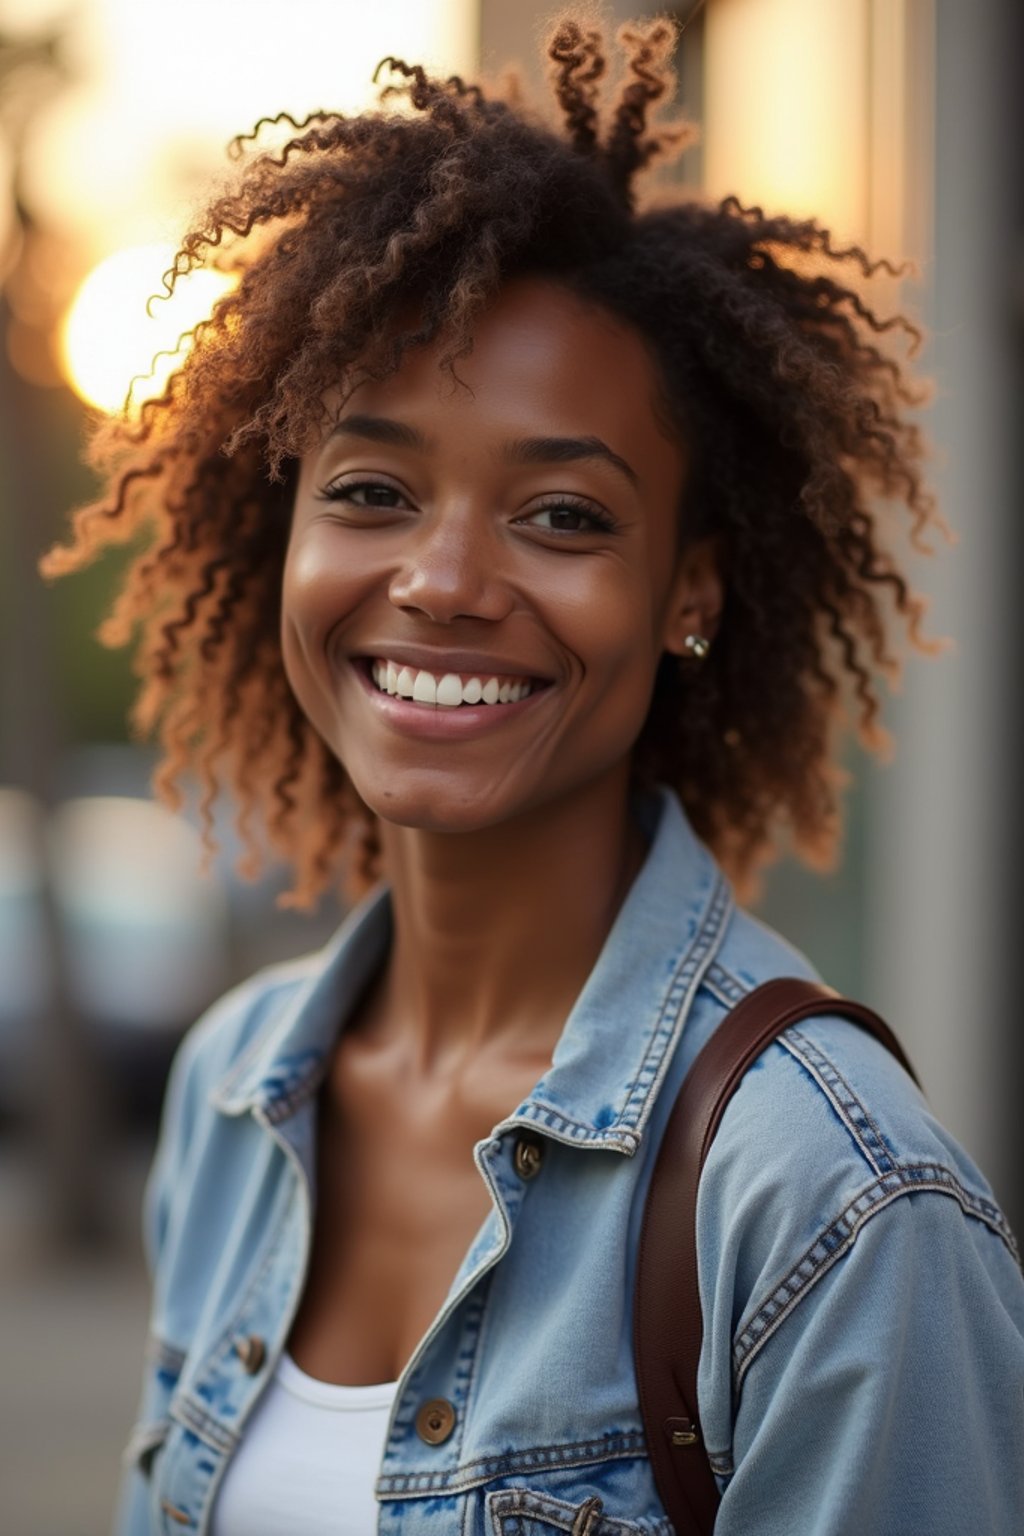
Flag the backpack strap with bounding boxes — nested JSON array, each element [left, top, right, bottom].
[[633, 978, 920, 1534]]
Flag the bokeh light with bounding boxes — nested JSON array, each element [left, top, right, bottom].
[[59, 243, 235, 413], [17, 0, 476, 259]]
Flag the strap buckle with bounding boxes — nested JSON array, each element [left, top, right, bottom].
[[666, 1414, 700, 1448]]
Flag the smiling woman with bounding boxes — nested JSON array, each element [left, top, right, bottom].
[[40, 12, 1023, 1536], [282, 278, 710, 837]]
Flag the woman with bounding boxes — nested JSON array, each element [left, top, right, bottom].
[[44, 15, 1023, 1535]]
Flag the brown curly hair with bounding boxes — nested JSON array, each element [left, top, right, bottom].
[[41, 13, 947, 909]]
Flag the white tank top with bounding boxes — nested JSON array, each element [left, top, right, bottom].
[[212, 1352, 399, 1535]]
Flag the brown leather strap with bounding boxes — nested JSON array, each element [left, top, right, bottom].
[[633, 978, 920, 1534]]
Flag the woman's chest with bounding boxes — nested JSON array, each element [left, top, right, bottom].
[[142, 1076, 678, 1536], [287, 1038, 549, 1385]]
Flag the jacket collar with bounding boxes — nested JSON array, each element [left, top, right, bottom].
[[211, 787, 733, 1153]]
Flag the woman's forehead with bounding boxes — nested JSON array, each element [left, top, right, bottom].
[[321, 277, 686, 478]]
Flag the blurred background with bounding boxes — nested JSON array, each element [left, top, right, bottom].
[[0, 0, 1021, 1529]]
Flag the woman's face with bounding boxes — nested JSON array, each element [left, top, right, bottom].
[[282, 276, 720, 835]]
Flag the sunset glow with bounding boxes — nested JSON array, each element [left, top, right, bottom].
[[59, 244, 235, 413]]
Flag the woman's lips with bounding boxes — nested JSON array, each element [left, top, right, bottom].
[[349, 657, 550, 738], [367, 656, 535, 707]]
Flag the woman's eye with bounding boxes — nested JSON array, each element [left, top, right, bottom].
[[319, 480, 407, 509], [523, 503, 614, 534]]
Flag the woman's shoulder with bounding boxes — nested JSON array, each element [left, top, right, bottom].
[[154, 947, 327, 1140], [157, 885, 392, 1133], [692, 906, 1024, 1493], [171, 952, 322, 1099], [139, 943, 338, 1295], [695, 898, 1021, 1366], [700, 900, 1015, 1255], [702, 999, 1014, 1247], [705, 902, 1007, 1218]]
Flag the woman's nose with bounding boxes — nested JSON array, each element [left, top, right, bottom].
[[387, 512, 513, 624]]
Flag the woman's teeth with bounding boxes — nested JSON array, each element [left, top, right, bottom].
[[369, 660, 534, 708]]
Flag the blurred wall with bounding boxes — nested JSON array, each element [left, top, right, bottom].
[[862, 0, 1023, 1230]]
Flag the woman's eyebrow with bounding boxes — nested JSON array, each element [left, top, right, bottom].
[[327, 416, 638, 490], [503, 435, 638, 488], [328, 414, 428, 449]]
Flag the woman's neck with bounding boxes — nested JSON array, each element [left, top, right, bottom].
[[366, 765, 646, 1076]]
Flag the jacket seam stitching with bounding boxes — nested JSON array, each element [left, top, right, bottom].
[[452, 1283, 489, 1463], [376, 1430, 649, 1495], [208, 978, 309, 1105], [617, 874, 733, 1134], [173, 1144, 303, 1448], [703, 961, 747, 1007], [777, 1027, 892, 1176], [208, 1203, 293, 1369], [732, 1165, 1019, 1391], [487, 1487, 672, 1534], [169, 1391, 239, 1455], [146, 1334, 187, 1376], [260, 1065, 325, 1124], [505, 1103, 638, 1149]]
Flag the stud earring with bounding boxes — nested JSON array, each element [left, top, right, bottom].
[[681, 633, 711, 661]]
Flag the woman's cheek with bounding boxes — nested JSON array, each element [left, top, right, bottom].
[[280, 544, 344, 732]]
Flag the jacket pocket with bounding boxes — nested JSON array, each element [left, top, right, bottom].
[[486, 1488, 669, 1535]]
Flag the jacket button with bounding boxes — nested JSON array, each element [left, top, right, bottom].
[[415, 1397, 456, 1445], [234, 1335, 266, 1374], [159, 1502, 192, 1527], [513, 1133, 544, 1180]]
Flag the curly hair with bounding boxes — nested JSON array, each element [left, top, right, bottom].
[[41, 13, 947, 909]]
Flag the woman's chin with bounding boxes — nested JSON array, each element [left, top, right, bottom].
[[351, 778, 516, 839]]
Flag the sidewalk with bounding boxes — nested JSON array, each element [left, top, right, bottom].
[[0, 1142, 150, 1536]]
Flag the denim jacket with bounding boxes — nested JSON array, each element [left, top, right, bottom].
[[115, 788, 1024, 1535]]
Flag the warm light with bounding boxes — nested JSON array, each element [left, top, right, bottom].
[[59, 244, 235, 413], [21, 0, 478, 256], [703, 0, 870, 246]]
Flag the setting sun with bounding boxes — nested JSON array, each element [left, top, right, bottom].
[[59, 244, 235, 414]]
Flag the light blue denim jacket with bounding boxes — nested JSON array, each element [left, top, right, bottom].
[[115, 788, 1024, 1535]]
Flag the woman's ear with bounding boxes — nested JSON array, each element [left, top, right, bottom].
[[661, 534, 725, 657]]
